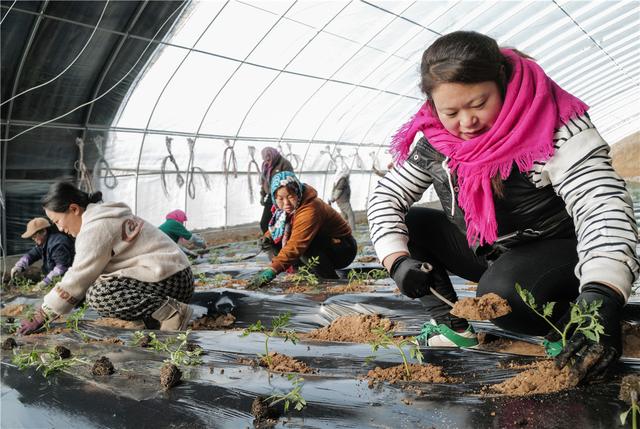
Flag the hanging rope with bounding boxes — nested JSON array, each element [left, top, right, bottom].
[[161, 136, 185, 198], [223, 139, 238, 180], [352, 148, 365, 170], [247, 145, 261, 204], [320, 145, 337, 171], [74, 137, 94, 193], [186, 137, 211, 200], [92, 135, 117, 189]]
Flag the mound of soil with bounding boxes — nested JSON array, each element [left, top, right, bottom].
[[190, 313, 236, 330], [451, 293, 511, 320], [283, 284, 319, 294], [92, 356, 115, 376], [54, 345, 71, 359], [619, 374, 640, 404], [367, 363, 450, 385], [92, 318, 145, 330], [622, 323, 640, 358], [160, 362, 182, 390], [86, 337, 124, 345], [0, 304, 29, 317], [477, 335, 545, 357], [326, 283, 370, 294], [251, 396, 280, 428], [259, 352, 315, 374], [488, 360, 578, 396], [2, 337, 17, 350], [302, 314, 396, 343]]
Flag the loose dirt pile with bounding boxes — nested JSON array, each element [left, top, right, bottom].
[[302, 314, 397, 343], [451, 293, 511, 320], [191, 313, 236, 330], [0, 304, 29, 317], [92, 318, 145, 330], [488, 360, 578, 396], [325, 283, 370, 294], [477, 335, 545, 357], [367, 363, 450, 385], [283, 285, 318, 294], [259, 352, 315, 374], [86, 337, 125, 345]]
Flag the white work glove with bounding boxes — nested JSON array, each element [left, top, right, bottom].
[[10, 266, 24, 279]]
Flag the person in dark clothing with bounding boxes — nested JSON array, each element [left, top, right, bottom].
[[367, 31, 638, 384], [10, 217, 75, 288], [259, 147, 294, 233]]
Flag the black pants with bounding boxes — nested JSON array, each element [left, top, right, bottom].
[[406, 207, 579, 335], [272, 234, 357, 279], [260, 195, 273, 234]]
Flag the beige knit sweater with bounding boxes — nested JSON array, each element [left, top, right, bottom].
[[42, 202, 189, 316]]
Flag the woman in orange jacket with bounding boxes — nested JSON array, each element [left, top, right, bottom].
[[249, 171, 357, 288]]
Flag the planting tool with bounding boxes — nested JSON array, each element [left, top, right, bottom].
[[419, 263, 455, 308]]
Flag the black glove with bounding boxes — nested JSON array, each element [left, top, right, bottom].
[[258, 236, 274, 252], [389, 256, 432, 299], [547, 282, 623, 383]]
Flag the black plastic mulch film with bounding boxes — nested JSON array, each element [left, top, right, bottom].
[[2, 230, 638, 429]]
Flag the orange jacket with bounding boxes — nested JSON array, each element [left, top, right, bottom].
[[266, 184, 352, 273]]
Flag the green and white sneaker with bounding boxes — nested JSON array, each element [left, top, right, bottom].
[[416, 319, 479, 348]]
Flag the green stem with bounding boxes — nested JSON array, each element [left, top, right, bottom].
[[264, 335, 271, 366], [632, 398, 637, 429], [397, 344, 410, 378], [532, 308, 564, 340]]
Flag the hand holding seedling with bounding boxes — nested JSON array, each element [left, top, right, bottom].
[[551, 283, 623, 382], [516, 282, 623, 383], [17, 307, 48, 335]]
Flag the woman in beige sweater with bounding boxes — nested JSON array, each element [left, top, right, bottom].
[[18, 182, 194, 334]]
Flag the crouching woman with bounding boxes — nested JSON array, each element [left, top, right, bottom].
[[249, 171, 357, 288], [18, 182, 194, 335]]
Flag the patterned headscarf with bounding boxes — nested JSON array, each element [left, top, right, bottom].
[[268, 171, 304, 246], [260, 147, 282, 192]]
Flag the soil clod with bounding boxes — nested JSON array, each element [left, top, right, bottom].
[[451, 293, 511, 320], [190, 313, 236, 330], [2, 337, 17, 350], [367, 363, 450, 384], [619, 374, 640, 404], [54, 345, 71, 359], [259, 352, 315, 374], [160, 362, 182, 390], [251, 396, 280, 428], [91, 356, 115, 376]]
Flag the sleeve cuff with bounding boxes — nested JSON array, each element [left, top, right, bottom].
[[373, 233, 410, 265], [580, 257, 634, 302]]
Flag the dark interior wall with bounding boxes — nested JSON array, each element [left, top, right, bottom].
[[0, 0, 186, 254]]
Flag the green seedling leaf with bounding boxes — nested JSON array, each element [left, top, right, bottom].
[[542, 302, 555, 318]]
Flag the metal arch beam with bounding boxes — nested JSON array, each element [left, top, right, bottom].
[[133, 1, 227, 214], [292, 1, 419, 182], [80, 0, 150, 142], [0, 3, 420, 102], [1, 0, 49, 256], [185, 1, 298, 226]]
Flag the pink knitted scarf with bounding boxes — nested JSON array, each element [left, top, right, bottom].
[[390, 49, 588, 246]]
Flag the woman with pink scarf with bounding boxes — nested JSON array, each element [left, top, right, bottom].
[[367, 31, 638, 383]]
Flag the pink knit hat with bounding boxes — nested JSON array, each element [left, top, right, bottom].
[[166, 209, 187, 223]]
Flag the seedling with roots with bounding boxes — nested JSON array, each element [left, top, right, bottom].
[[241, 312, 299, 367], [12, 348, 88, 377], [515, 283, 605, 349], [347, 269, 388, 286], [131, 330, 202, 366], [368, 327, 424, 378], [66, 302, 89, 340], [196, 272, 208, 285], [286, 256, 319, 286], [266, 374, 307, 413]]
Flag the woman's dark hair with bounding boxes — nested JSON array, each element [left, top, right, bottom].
[[42, 182, 102, 212], [421, 31, 512, 101]]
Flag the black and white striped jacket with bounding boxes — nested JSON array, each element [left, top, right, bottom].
[[367, 115, 639, 301]]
